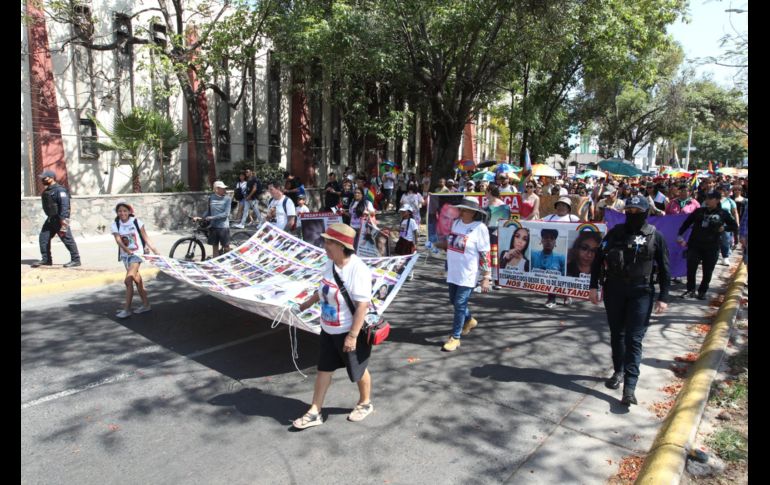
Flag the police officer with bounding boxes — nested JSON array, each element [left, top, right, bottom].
[[31, 170, 81, 268], [589, 195, 670, 406], [677, 190, 737, 300]]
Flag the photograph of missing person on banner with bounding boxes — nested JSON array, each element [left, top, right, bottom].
[[427, 194, 465, 243], [300, 213, 343, 249]]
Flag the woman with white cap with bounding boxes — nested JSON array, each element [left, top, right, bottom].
[[293, 223, 375, 429], [434, 198, 491, 351]]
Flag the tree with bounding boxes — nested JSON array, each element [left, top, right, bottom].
[[91, 108, 184, 193], [41, 0, 273, 190]]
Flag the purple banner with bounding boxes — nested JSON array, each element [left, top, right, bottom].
[[604, 209, 692, 278]]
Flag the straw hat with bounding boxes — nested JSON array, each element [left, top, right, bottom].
[[320, 223, 357, 250]]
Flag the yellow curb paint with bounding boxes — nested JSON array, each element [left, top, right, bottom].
[[635, 263, 747, 485], [21, 268, 160, 299]]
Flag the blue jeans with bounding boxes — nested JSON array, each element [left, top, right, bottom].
[[720, 231, 732, 258], [602, 283, 655, 391], [448, 283, 474, 339]]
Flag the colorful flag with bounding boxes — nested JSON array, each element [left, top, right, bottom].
[[524, 148, 532, 171]]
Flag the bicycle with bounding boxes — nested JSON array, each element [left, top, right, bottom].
[[169, 217, 254, 262]]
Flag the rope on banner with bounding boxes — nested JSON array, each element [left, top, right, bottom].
[[270, 303, 308, 378]]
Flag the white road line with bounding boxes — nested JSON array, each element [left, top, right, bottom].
[[21, 328, 282, 410]]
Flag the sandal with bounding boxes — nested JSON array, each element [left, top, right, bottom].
[[292, 411, 323, 429], [347, 402, 374, 422]]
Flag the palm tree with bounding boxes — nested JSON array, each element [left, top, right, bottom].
[[91, 108, 184, 193]]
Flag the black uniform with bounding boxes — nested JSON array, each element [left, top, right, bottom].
[[38, 183, 80, 265], [590, 222, 670, 399], [678, 206, 737, 297]]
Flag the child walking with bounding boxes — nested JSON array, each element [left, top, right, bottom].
[[111, 202, 160, 319]]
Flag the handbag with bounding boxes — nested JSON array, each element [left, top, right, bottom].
[[332, 267, 391, 346]]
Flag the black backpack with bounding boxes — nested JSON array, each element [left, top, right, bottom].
[[115, 217, 147, 261]]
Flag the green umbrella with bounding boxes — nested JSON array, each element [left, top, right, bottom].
[[598, 159, 643, 177]]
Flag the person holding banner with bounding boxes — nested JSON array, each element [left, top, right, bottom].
[[589, 195, 670, 406], [349, 188, 377, 244], [292, 223, 375, 429], [434, 198, 491, 352]]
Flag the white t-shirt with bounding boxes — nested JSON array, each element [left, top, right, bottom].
[[446, 220, 491, 287], [318, 255, 373, 334], [499, 184, 517, 195], [269, 196, 297, 230], [399, 218, 419, 242], [111, 216, 145, 258], [296, 204, 310, 228], [349, 200, 375, 229], [542, 213, 580, 222], [382, 172, 396, 190]]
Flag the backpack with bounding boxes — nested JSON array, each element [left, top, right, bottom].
[[271, 197, 296, 230], [115, 217, 147, 261]]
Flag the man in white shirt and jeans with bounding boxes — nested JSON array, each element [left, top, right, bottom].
[[381, 170, 396, 212], [267, 183, 297, 231]]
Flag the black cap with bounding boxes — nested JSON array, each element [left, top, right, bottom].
[[38, 170, 56, 179]]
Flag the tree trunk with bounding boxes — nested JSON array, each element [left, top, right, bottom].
[[430, 124, 463, 188], [178, 75, 213, 191], [132, 169, 142, 193]]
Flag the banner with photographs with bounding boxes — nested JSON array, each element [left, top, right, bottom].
[[299, 212, 343, 248], [145, 223, 419, 334], [356, 221, 391, 258], [497, 220, 607, 300]]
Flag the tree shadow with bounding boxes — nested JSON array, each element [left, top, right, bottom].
[[470, 364, 630, 414]]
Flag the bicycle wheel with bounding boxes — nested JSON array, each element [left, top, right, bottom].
[[169, 237, 206, 262], [230, 230, 252, 248]]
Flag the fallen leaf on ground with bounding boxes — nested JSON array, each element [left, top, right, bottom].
[[674, 352, 699, 363], [407, 357, 420, 364], [107, 424, 120, 432]]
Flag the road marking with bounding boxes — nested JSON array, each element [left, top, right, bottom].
[[21, 328, 282, 410]]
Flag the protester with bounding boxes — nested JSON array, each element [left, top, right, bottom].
[[400, 182, 424, 226], [566, 231, 601, 277], [497, 174, 516, 195], [284, 172, 302, 205], [589, 195, 670, 406], [596, 186, 625, 221], [111, 202, 160, 319], [394, 204, 419, 257], [324, 173, 342, 212], [645, 183, 668, 215], [295, 195, 310, 234], [520, 180, 540, 220], [718, 184, 740, 264], [381, 170, 396, 211], [292, 223, 374, 429], [446, 179, 459, 192], [234, 168, 260, 228], [434, 198, 491, 351], [193, 181, 232, 258], [665, 184, 700, 215], [576, 186, 594, 221], [31, 170, 81, 268], [233, 172, 249, 224], [677, 191, 738, 300], [499, 227, 530, 271], [349, 187, 376, 243], [267, 183, 297, 232]]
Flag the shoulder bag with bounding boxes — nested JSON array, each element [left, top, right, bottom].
[[332, 266, 390, 345]]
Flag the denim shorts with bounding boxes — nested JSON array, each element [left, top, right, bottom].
[[122, 254, 143, 269], [207, 227, 230, 247]]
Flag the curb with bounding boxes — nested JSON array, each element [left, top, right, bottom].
[[635, 263, 748, 484], [21, 268, 161, 299]]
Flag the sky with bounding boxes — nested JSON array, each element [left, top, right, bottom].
[[667, 0, 748, 89]]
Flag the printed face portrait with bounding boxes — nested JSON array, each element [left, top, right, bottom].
[[377, 284, 390, 300], [541, 231, 557, 252], [572, 232, 601, 270], [512, 227, 530, 252], [436, 203, 460, 237]]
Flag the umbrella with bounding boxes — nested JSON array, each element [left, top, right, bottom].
[[494, 163, 516, 175], [456, 159, 477, 171], [577, 169, 606, 179], [472, 171, 496, 182], [598, 159, 643, 177], [670, 171, 693, 179], [737, 169, 748, 177], [717, 167, 739, 176], [478, 160, 497, 169], [530, 164, 561, 178], [381, 160, 396, 166]]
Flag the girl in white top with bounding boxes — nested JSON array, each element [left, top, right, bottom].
[[349, 188, 376, 230], [400, 183, 424, 226], [111, 202, 160, 319]]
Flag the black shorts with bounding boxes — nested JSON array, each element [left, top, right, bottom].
[[318, 330, 371, 382], [208, 227, 230, 247]]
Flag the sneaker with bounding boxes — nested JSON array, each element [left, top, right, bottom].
[[544, 300, 556, 309], [621, 389, 637, 406], [292, 412, 323, 429], [63, 260, 82, 268], [442, 337, 461, 352], [563, 297, 573, 306], [116, 309, 132, 319], [671, 277, 682, 284], [696, 292, 707, 300], [347, 402, 374, 422], [720, 257, 730, 266], [605, 371, 624, 390], [680, 290, 695, 299], [133, 305, 152, 314], [492, 285, 501, 290], [461, 317, 478, 336], [31, 260, 52, 268], [232, 223, 245, 229]]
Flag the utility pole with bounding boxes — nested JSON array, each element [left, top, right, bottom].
[[507, 91, 514, 163], [685, 125, 693, 170]]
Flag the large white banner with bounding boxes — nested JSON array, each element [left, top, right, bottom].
[[496, 220, 606, 300], [145, 223, 419, 334]]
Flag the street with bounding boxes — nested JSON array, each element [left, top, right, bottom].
[[21, 257, 733, 484]]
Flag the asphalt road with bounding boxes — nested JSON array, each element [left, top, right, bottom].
[[21, 258, 731, 484]]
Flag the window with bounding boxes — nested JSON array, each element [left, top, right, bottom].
[[151, 22, 167, 47], [79, 118, 98, 158], [217, 129, 231, 164], [245, 132, 255, 160]]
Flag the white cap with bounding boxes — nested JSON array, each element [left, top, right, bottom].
[[399, 204, 414, 213], [213, 180, 227, 189]]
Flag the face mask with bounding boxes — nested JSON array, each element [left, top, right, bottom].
[[625, 212, 648, 232]]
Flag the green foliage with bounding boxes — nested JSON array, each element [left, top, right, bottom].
[[707, 428, 747, 462]]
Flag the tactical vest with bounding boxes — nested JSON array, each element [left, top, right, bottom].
[[603, 224, 657, 284], [41, 186, 59, 216]]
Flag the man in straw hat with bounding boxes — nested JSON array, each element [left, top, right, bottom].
[[433, 198, 491, 351], [293, 223, 375, 428]]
